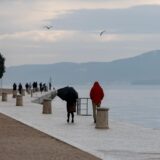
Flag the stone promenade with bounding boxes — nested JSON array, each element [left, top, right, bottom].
[[0, 113, 101, 160]]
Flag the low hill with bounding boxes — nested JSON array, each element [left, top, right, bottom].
[[3, 50, 160, 86]]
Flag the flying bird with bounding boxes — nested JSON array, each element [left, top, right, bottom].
[[100, 30, 106, 36], [43, 25, 53, 30]]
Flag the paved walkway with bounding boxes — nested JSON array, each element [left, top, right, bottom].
[[1, 91, 160, 160], [0, 113, 101, 160]]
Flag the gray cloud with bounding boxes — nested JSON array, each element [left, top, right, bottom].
[[1, 1, 160, 67], [51, 5, 160, 33]]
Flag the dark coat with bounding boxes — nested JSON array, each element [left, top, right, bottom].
[[67, 101, 76, 113]]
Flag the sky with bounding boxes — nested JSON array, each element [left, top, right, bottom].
[[1, 0, 160, 67]]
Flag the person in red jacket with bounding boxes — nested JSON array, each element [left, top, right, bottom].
[[90, 81, 104, 123]]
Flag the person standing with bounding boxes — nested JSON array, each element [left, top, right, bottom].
[[13, 83, 17, 91], [18, 83, 23, 95], [66, 87, 78, 123], [90, 81, 104, 123], [49, 82, 52, 90], [57, 86, 78, 123]]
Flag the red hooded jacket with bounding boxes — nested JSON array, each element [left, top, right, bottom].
[[90, 81, 104, 105]]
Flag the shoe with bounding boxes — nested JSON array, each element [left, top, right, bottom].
[[67, 119, 69, 123], [71, 119, 74, 123]]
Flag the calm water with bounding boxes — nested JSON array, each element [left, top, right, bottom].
[[73, 84, 160, 129]]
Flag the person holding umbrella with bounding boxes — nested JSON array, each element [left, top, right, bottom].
[[57, 86, 78, 123], [90, 81, 104, 123]]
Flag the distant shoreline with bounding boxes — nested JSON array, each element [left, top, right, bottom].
[[132, 82, 160, 85]]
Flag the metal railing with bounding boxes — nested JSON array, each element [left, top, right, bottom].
[[76, 97, 92, 116]]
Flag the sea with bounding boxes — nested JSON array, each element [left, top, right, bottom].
[[72, 84, 160, 129]]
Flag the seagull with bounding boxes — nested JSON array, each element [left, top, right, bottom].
[[43, 25, 53, 30], [100, 30, 106, 36]]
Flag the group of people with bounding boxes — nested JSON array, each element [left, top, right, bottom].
[[13, 83, 23, 94], [13, 82, 53, 95], [59, 81, 104, 124]]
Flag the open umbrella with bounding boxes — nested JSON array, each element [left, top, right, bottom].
[[57, 86, 78, 102]]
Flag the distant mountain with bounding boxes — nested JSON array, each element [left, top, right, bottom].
[[2, 50, 160, 86]]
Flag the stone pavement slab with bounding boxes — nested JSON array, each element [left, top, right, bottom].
[[0, 113, 101, 160]]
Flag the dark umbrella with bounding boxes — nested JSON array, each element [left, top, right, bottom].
[[57, 86, 78, 102]]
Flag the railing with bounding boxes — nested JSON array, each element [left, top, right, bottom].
[[76, 97, 92, 116]]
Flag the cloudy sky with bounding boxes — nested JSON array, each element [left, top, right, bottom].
[[1, 0, 160, 66]]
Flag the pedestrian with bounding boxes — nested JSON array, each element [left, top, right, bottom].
[[57, 86, 78, 123], [90, 81, 104, 123], [25, 83, 29, 93], [13, 83, 17, 91], [18, 83, 23, 95], [49, 82, 52, 90], [39, 82, 43, 93], [66, 87, 78, 123]]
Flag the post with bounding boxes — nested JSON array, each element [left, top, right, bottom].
[[22, 89, 25, 96], [42, 98, 52, 114], [16, 95, 23, 106], [2, 92, 7, 102], [26, 88, 30, 94], [31, 89, 33, 97], [76, 98, 81, 115], [95, 108, 109, 129], [12, 90, 17, 98]]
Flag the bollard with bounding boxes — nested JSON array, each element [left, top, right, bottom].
[[2, 92, 7, 102], [27, 89, 31, 95], [42, 98, 52, 114], [22, 89, 25, 96], [16, 95, 23, 106], [12, 90, 17, 98], [31, 90, 33, 97], [95, 108, 109, 129]]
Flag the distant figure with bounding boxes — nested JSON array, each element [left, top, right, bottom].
[[18, 83, 23, 95], [13, 83, 17, 91], [90, 81, 104, 123], [49, 82, 52, 90], [32, 81, 38, 92], [43, 83, 47, 92], [25, 83, 29, 93]]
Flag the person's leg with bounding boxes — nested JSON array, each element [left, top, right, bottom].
[[67, 112, 70, 123], [92, 102, 96, 123], [71, 112, 74, 123], [97, 103, 100, 107]]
